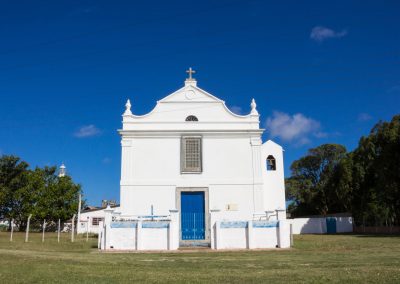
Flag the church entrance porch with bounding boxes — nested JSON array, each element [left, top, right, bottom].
[[176, 188, 210, 247]]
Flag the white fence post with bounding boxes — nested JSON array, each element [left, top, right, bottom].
[[42, 219, 46, 243], [290, 223, 293, 246], [10, 219, 14, 242], [25, 214, 32, 243], [57, 219, 61, 243], [86, 216, 89, 242], [71, 214, 76, 242]]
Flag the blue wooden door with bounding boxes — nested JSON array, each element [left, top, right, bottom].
[[326, 217, 337, 234], [181, 192, 205, 240]]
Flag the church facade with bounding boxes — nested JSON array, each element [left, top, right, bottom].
[[118, 70, 286, 245]]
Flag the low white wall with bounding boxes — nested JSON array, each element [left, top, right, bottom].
[[288, 217, 353, 234], [336, 217, 353, 233], [100, 207, 291, 251], [212, 219, 289, 249], [99, 208, 180, 251]]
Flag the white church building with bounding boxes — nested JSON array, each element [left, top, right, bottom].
[[99, 69, 290, 250]]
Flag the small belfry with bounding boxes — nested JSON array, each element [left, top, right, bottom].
[[58, 163, 66, 177]]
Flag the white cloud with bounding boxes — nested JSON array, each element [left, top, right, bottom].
[[358, 113, 372, 122], [310, 26, 347, 42], [74, 125, 101, 138], [102, 157, 111, 164], [387, 85, 400, 93], [230, 105, 243, 115], [266, 111, 324, 146], [68, 6, 96, 17]]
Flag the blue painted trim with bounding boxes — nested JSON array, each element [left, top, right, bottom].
[[253, 220, 279, 228], [138, 215, 168, 219], [110, 222, 137, 228], [142, 222, 170, 228], [220, 221, 248, 228]]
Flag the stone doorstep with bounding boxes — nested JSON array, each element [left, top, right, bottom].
[[178, 246, 210, 251], [179, 240, 210, 248], [99, 247, 290, 254]]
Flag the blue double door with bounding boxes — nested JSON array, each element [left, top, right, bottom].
[[181, 191, 205, 240]]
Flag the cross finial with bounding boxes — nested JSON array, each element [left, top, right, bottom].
[[186, 67, 196, 80]]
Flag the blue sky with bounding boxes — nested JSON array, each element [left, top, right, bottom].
[[0, 1, 399, 206]]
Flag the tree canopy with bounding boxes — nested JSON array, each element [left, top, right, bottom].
[[287, 114, 400, 226], [286, 144, 347, 216], [0, 155, 82, 230]]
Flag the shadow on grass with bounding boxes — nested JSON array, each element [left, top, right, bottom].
[[352, 234, 400, 238]]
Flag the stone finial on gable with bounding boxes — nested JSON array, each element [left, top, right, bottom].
[[124, 99, 132, 116], [250, 98, 259, 115]]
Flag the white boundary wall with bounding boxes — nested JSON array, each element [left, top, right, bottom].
[[288, 217, 353, 234], [99, 207, 290, 251], [211, 208, 290, 249], [99, 207, 180, 251]]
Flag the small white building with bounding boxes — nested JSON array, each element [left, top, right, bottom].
[[77, 205, 120, 234], [100, 70, 290, 250]]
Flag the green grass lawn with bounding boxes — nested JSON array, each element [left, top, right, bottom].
[[0, 232, 399, 283]]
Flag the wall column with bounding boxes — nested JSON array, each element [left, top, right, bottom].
[[103, 205, 115, 250], [169, 209, 179, 250], [250, 136, 264, 212], [210, 209, 221, 249], [247, 220, 254, 249], [136, 220, 142, 250], [276, 208, 290, 248], [121, 139, 133, 184]]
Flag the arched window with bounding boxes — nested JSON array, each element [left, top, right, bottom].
[[266, 155, 276, 171], [185, 115, 198, 122]]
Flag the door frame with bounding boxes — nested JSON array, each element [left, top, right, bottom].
[[176, 187, 210, 244]]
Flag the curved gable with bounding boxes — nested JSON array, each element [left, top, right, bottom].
[[121, 79, 261, 132]]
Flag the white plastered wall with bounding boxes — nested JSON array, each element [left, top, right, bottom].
[[120, 135, 264, 218]]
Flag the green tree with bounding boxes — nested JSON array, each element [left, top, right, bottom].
[[0, 155, 30, 229], [32, 166, 81, 224], [0, 155, 82, 230], [286, 144, 347, 216], [350, 115, 400, 226]]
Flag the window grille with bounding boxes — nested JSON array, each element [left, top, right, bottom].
[[185, 115, 198, 121], [92, 217, 104, 226], [266, 155, 276, 171], [181, 137, 202, 173]]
